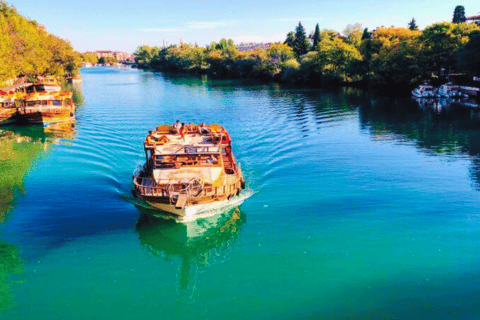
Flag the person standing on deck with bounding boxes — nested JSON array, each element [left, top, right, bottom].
[[173, 120, 182, 133]]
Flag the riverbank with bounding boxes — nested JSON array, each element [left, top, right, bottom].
[[133, 22, 480, 92]]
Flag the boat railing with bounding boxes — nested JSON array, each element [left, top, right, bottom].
[[134, 175, 242, 200], [17, 105, 71, 114]]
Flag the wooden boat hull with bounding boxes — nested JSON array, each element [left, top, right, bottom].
[[16, 106, 74, 125], [0, 109, 17, 125], [143, 191, 250, 218]]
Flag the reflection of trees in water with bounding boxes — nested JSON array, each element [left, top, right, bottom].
[[0, 124, 76, 220], [135, 207, 245, 302], [357, 93, 480, 189], [0, 242, 23, 310]]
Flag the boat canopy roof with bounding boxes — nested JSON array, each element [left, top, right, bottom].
[[153, 166, 223, 185], [17, 91, 72, 101]]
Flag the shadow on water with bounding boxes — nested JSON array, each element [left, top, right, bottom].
[[0, 123, 76, 221], [135, 206, 246, 303], [357, 93, 480, 189]]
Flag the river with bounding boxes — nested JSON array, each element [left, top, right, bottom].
[[1, 67, 480, 319]]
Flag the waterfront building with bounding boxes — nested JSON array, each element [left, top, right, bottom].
[[466, 15, 480, 25]]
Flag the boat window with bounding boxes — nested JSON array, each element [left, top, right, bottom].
[[53, 100, 62, 106]]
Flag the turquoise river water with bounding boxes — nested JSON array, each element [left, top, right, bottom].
[[1, 67, 480, 319]]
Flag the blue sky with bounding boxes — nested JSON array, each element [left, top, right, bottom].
[[9, 0, 480, 53]]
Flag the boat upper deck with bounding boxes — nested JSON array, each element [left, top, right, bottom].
[[145, 124, 230, 156]]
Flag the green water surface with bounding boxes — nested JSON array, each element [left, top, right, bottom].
[[1, 67, 480, 319]]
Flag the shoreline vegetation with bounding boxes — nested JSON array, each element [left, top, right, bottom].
[[0, 1, 81, 88], [134, 19, 480, 92]]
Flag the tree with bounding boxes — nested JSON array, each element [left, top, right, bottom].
[[343, 23, 363, 48], [457, 31, 480, 75], [421, 22, 480, 75], [368, 27, 424, 85], [284, 31, 296, 48], [309, 36, 363, 82], [267, 43, 294, 63], [293, 22, 310, 57], [453, 5, 466, 23], [134, 45, 161, 66], [361, 28, 371, 40], [312, 23, 321, 51], [408, 18, 418, 30]]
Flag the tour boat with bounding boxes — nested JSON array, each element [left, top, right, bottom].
[[15, 91, 75, 125], [412, 84, 437, 98], [133, 123, 247, 217], [34, 78, 62, 92], [0, 94, 17, 125]]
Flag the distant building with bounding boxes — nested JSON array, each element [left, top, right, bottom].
[[467, 15, 480, 25], [86, 50, 134, 63], [237, 42, 278, 52]]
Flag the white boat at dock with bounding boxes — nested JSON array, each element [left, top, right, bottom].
[[412, 84, 437, 98]]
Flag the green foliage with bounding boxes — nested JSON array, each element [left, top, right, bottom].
[[320, 29, 340, 41], [267, 43, 294, 63], [134, 45, 160, 66], [421, 22, 480, 74], [312, 36, 363, 82], [368, 27, 424, 85], [81, 53, 98, 63], [456, 31, 480, 75], [0, 1, 81, 83], [361, 28, 371, 40], [408, 18, 418, 30], [293, 22, 310, 57], [98, 56, 117, 64], [131, 20, 480, 88], [453, 5, 466, 23], [343, 23, 363, 48], [284, 31, 295, 48], [312, 24, 321, 51]]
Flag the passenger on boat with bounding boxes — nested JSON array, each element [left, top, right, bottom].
[[179, 123, 186, 140], [198, 122, 210, 134], [173, 120, 182, 133]]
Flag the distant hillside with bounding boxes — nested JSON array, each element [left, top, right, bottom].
[[0, 1, 81, 86]]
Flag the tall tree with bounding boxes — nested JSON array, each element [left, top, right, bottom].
[[284, 31, 296, 48], [456, 31, 480, 75], [312, 23, 321, 51], [452, 5, 466, 23], [408, 18, 418, 30], [361, 28, 370, 40], [293, 22, 309, 57]]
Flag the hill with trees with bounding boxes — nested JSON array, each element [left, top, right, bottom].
[[0, 1, 81, 86]]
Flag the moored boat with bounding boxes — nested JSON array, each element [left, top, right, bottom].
[[133, 123, 247, 217], [15, 91, 75, 125], [412, 84, 437, 98], [34, 77, 62, 92], [0, 94, 16, 125]]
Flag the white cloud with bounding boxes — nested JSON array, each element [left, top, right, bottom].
[[141, 28, 181, 33], [186, 21, 228, 29], [231, 33, 286, 44]]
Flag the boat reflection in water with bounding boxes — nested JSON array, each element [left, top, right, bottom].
[[135, 205, 246, 302]]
